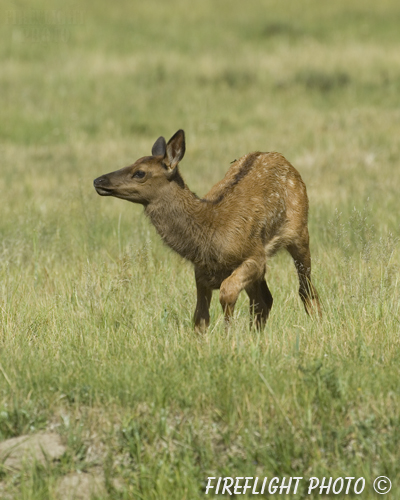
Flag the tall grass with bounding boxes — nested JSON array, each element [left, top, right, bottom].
[[1, 0, 400, 498]]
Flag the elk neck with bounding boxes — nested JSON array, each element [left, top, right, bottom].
[[144, 172, 218, 265]]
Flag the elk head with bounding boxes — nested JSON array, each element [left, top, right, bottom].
[[93, 129, 186, 205]]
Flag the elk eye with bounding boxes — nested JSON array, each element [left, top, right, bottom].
[[133, 170, 145, 179]]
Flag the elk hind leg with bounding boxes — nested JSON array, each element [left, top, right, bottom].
[[287, 231, 321, 317]]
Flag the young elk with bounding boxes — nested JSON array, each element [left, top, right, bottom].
[[94, 130, 321, 332]]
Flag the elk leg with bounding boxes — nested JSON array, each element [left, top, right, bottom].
[[246, 278, 273, 330], [194, 271, 212, 333], [287, 229, 321, 317], [219, 258, 265, 326]]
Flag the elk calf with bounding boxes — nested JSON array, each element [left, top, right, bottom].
[[94, 130, 321, 332]]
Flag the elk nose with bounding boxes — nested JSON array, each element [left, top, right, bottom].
[[93, 176, 106, 187]]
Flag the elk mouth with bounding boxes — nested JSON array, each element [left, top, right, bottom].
[[94, 185, 114, 196], [93, 177, 114, 196]]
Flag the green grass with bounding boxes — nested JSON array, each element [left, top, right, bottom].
[[1, 0, 400, 498]]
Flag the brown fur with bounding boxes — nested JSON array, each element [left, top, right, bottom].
[[94, 130, 321, 332]]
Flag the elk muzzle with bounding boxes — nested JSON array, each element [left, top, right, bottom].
[[93, 176, 114, 196]]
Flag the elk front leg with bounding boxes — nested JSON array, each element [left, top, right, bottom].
[[246, 278, 273, 330], [194, 269, 212, 333], [219, 258, 265, 326]]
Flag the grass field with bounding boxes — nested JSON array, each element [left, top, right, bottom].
[[1, 0, 400, 498]]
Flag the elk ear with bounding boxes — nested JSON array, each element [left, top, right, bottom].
[[151, 136, 166, 157], [165, 129, 185, 170]]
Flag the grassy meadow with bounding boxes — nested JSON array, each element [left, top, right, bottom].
[[1, 0, 400, 497]]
